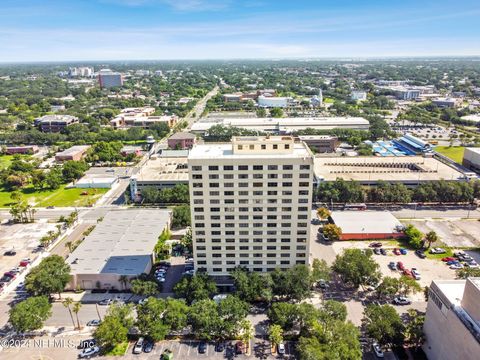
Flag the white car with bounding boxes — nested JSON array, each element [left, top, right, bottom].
[[450, 263, 464, 270], [277, 343, 285, 354], [411, 268, 421, 280], [86, 319, 101, 326], [133, 337, 144, 354], [157, 277, 166, 283], [430, 248, 446, 254], [393, 296, 411, 305], [78, 346, 100, 358], [465, 262, 479, 268], [372, 343, 384, 358]]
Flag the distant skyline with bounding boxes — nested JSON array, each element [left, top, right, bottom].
[[1, 0, 480, 62]]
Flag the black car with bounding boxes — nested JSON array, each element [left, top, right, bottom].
[[415, 250, 427, 259], [225, 345, 235, 359], [198, 341, 207, 354], [380, 248, 387, 255], [214, 342, 225, 352], [143, 340, 154, 353], [3, 250, 16, 256], [373, 248, 381, 255]]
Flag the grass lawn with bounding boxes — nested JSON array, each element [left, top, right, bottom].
[[103, 342, 129, 356], [0, 155, 15, 169], [435, 146, 465, 163], [323, 97, 335, 103], [425, 247, 454, 260], [0, 185, 108, 208]]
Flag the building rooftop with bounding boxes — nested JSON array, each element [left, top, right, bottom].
[[56, 145, 90, 157], [330, 211, 404, 234], [35, 114, 78, 123], [67, 209, 170, 275], [314, 156, 466, 182], [169, 132, 196, 140], [131, 156, 189, 182], [189, 140, 311, 160], [466, 147, 480, 155]]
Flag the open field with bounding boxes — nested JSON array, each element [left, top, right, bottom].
[[0, 185, 108, 208], [435, 146, 465, 163]]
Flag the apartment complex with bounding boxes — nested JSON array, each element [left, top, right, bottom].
[[423, 278, 480, 360], [110, 107, 177, 129], [97, 69, 123, 88], [188, 136, 313, 276]]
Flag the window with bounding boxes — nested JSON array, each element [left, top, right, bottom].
[[209, 182, 219, 188], [253, 174, 263, 179], [211, 215, 220, 220], [239, 246, 249, 250], [239, 182, 249, 188], [193, 199, 203, 204], [238, 165, 248, 170], [300, 165, 310, 170], [268, 182, 278, 187], [285, 144, 290, 149], [197, 253, 206, 258], [196, 246, 206, 250], [249, 145, 254, 150], [224, 174, 234, 179], [239, 174, 248, 179], [195, 231, 205, 236], [281, 246, 290, 250], [193, 183, 203, 188], [299, 182, 310, 187], [193, 191, 203, 196], [268, 165, 278, 170], [283, 165, 293, 170], [282, 174, 292, 179], [194, 215, 204, 220], [197, 260, 207, 265], [223, 165, 234, 171], [194, 207, 204, 212], [210, 191, 219, 196], [225, 215, 234, 220], [224, 191, 234, 196], [192, 166, 202, 171], [299, 190, 309, 196], [212, 268, 223, 272], [209, 174, 219, 179], [212, 246, 221, 250], [268, 174, 278, 179], [239, 215, 248, 220], [298, 207, 308, 211], [210, 199, 220, 204], [300, 173, 310, 178], [253, 191, 263, 196], [224, 182, 234, 188], [238, 145, 243, 150], [253, 165, 263, 171], [273, 144, 278, 149], [210, 207, 220, 212], [224, 199, 234, 204], [268, 190, 277, 196], [282, 215, 291, 220], [195, 223, 205, 228], [261, 144, 266, 150], [253, 182, 263, 187], [209, 165, 219, 171], [192, 174, 202, 179], [282, 182, 292, 187], [282, 199, 292, 204], [239, 191, 249, 196]]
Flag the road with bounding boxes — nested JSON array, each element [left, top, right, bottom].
[[184, 85, 219, 129]]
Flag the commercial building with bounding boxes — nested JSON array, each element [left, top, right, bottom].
[[423, 278, 480, 360], [392, 133, 433, 155], [5, 145, 39, 155], [463, 148, 480, 173], [74, 175, 118, 189], [432, 97, 458, 108], [313, 156, 468, 186], [66, 209, 171, 290], [55, 145, 90, 162], [191, 117, 370, 134], [34, 115, 79, 132], [329, 211, 404, 240], [188, 136, 313, 276], [257, 96, 291, 108], [297, 135, 339, 153], [377, 85, 421, 100], [167, 132, 196, 150], [129, 151, 189, 201], [69, 67, 94, 78], [223, 94, 243, 102], [351, 91, 367, 101], [110, 107, 177, 129], [97, 69, 123, 88]]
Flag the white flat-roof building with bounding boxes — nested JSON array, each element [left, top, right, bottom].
[[67, 209, 171, 290], [351, 91, 367, 101], [258, 96, 291, 108], [110, 107, 177, 129], [188, 136, 313, 276], [432, 97, 458, 108], [463, 148, 480, 173], [423, 278, 480, 360], [191, 117, 370, 134]]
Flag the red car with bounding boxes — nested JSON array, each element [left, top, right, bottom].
[[442, 257, 455, 262], [393, 248, 401, 255], [19, 261, 30, 267], [403, 269, 413, 278], [397, 261, 405, 271]]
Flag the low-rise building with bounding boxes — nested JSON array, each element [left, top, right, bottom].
[[297, 135, 338, 153], [432, 97, 458, 108], [351, 91, 367, 101], [223, 94, 243, 102], [5, 145, 39, 155], [55, 145, 90, 162], [463, 147, 480, 173], [66, 209, 171, 290], [34, 115, 79, 132], [258, 95, 291, 108], [423, 278, 480, 360], [329, 211, 404, 240], [110, 107, 177, 129], [167, 132, 197, 149]]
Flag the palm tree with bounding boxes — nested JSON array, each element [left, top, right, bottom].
[[65, 241, 74, 253], [119, 275, 130, 291], [239, 319, 254, 354], [73, 302, 82, 330], [62, 297, 76, 329], [425, 231, 439, 248], [316, 207, 331, 221]]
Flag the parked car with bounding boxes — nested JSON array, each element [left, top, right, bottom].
[[4, 272, 16, 279], [447, 260, 460, 265], [372, 343, 384, 358], [393, 248, 401, 255], [430, 248, 446, 254], [277, 343, 286, 354], [98, 299, 112, 306], [442, 257, 455, 262], [373, 248, 381, 255], [3, 250, 16, 256], [137, 298, 148, 305], [86, 319, 101, 326], [198, 341, 207, 354], [235, 341, 245, 354], [393, 296, 411, 305], [19, 260, 30, 267], [403, 269, 413, 278], [369, 242, 382, 248], [214, 342, 225, 352], [388, 262, 397, 271], [450, 263, 464, 270], [133, 337, 144, 354], [465, 262, 479, 268], [78, 346, 100, 358], [411, 268, 421, 280], [397, 262, 405, 271], [415, 249, 426, 259], [380, 248, 387, 256], [143, 340, 154, 353], [400, 248, 407, 255]]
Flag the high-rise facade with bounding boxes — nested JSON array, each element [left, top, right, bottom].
[[188, 136, 313, 276], [98, 69, 123, 88]]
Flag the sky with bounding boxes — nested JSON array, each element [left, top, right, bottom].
[[0, 0, 480, 62]]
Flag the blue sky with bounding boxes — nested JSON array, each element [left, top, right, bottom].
[[1, 0, 479, 62]]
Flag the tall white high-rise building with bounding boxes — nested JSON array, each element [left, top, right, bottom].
[[188, 136, 313, 276]]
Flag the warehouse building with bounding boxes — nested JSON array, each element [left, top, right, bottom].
[[34, 115, 79, 132], [297, 135, 339, 153], [55, 145, 90, 162], [329, 211, 404, 240], [462, 148, 480, 173], [66, 209, 171, 290], [5, 145, 39, 155]]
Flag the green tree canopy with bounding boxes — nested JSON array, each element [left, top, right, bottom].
[[25, 255, 71, 297], [9, 296, 52, 333], [332, 249, 380, 288]]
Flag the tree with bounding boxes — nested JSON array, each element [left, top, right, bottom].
[[425, 231, 439, 248], [174, 273, 217, 305], [268, 324, 284, 347], [25, 255, 71, 298], [376, 277, 400, 300], [269, 265, 313, 301], [403, 309, 425, 350], [73, 302, 82, 329], [398, 275, 422, 296], [136, 298, 170, 341], [9, 296, 52, 333], [256, 108, 267, 118], [311, 259, 331, 285], [316, 207, 331, 221], [131, 279, 158, 296], [62, 160, 89, 182], [94, 314, 129, 350], [171, 205, 191, 228], [163, 298, 189, 331], [363, 304, 405, 348], [332, 249, 380, 288], [456, 267, 480, 279], [404, 224, 424, 249], [239, 319, 254, 351], [43, 167, 63, 190], [269, 108, 283, 118], [118, 275, 130, 291], [267, 302, 298, 331], [218, 295, 249, 338], [188, 299, 222, 340], [322, 224, 342, 242], [62, 297, 76, 329], [231, 268, 273, 303]]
